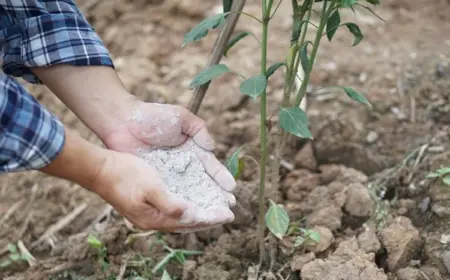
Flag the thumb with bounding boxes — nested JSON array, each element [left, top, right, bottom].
[[179, 107, 215, 151], [145, 183, 189, 218]]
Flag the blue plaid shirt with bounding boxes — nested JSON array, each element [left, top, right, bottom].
[[0, 1, 114, 172]]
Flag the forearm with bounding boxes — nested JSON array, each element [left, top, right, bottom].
[[39, 128, 107, 192], [32, 65, 137, 141], [0, 0, 128, 141]]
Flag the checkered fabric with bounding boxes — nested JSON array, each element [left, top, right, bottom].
[[0, 0, 114, 172]]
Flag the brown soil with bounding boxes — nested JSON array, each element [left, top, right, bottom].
[[2, 0, 450, 279]]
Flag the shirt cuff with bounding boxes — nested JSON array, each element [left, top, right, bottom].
[[0, 74, 65, 172], [0, 13, 114, 84]]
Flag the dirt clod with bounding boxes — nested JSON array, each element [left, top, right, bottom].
[[290, 252, 315, 271], [307, 226, 334, 253], [301, 237, 387, 280], [380, 216, 422, 272], [294, 142, 318, 171], [396, 267, 421, 280], [440, 250, 450, 274], [182, 260, 197, 280], [344, 183, 375, 217], [357, 229, 381, 254], [307, 205, 343, 231]]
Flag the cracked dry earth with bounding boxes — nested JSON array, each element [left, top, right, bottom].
[[2, 0, 450, 279]]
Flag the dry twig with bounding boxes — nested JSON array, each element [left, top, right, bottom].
[[188, 0, 246, 114], [0, 199, 25, 227], [17, 240, 37, 267], [30, 203, 87, 249]]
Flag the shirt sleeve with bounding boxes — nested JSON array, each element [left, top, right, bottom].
[[0, 1, 114, 84], [0, 73, 65, 172]]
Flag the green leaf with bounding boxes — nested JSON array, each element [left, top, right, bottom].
[[152, 252, 175, 274], [9, 254, 20, 261], [174, 251, 186, 263], [240, 75, 267, 98], [266, 62, 286, 78], [426, 172, 440, 179], [436, 167, 450, 175], [189, 64, 230, 89], [0, 260, 11, 268], [366, 0, 380, 4], [224, 32, 250, 57], [162, 270, 173, 280], [294, 236, 305, 247], [7, 243, 17, 253], [342, 87, 372, 108], [183, 13, 229, 47], [87, 235, 103, 249], [340, 0, 357, 8], [265, 200, 290, 239], [326, 10, 341, 41], [180, 249, 203, 256], [343, 22, 363, 46], [308, 230, 321, 243], [225, 146, 244, 178], [443, 176, 450, 186], [223, 0, 233, 13], [300, 42, 310, 73], [279, 107, 313, 139]]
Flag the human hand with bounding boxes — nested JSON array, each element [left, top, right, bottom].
[[102, 100, 236, 202], [93, 149, 235, 232]]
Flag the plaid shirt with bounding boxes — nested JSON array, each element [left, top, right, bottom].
[[0, 1, 114, 172]]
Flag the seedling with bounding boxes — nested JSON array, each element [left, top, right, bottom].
[[294, 228, 320, 246], [0, 243, 30, 268], [87, 235, 115, 280], [183, 0, 381, 266], [426, 166, 450, 187], [151, 235, 202, 276]]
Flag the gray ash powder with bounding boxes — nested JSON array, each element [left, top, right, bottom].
[[138, 138, 229, 214]]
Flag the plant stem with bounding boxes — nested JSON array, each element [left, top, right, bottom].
[[270, 0, 311, 196], [258, 0, 272, 266], [294, 0, 334, 107]]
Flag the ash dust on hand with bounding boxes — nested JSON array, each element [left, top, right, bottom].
[[139, 138, 231, 221]]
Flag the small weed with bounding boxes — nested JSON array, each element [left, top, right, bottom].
[[287, 220, 320, 252], [0, 242, 30, 268], [426, 166, 450, 187], [87, 235, 115, 279], [151, 234, 202, 277]]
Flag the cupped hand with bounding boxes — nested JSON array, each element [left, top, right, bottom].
[[101, 100, 237, 232], [93, 150, 235, 232], [103, 100, 236, 194]]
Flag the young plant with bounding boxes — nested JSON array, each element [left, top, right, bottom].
[[151, 235, 202, 276], [87, 235, 115, 280], [183, 0, 381, 265], [426, 166, 450, 187], [0, 243, 30, 268]]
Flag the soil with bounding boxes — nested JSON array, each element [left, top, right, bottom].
[[2, 0, 450, 279]]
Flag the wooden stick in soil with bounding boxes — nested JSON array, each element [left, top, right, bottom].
[[188, 0, 246, 114]]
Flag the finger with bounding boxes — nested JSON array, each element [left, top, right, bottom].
[[173, 223, 226, 234], [192, 148, 236, 192], [178, 107, 215, 151], [179, 205, 234, 226], [145, 185, 189, 219], [222, 190, 236, 207]]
